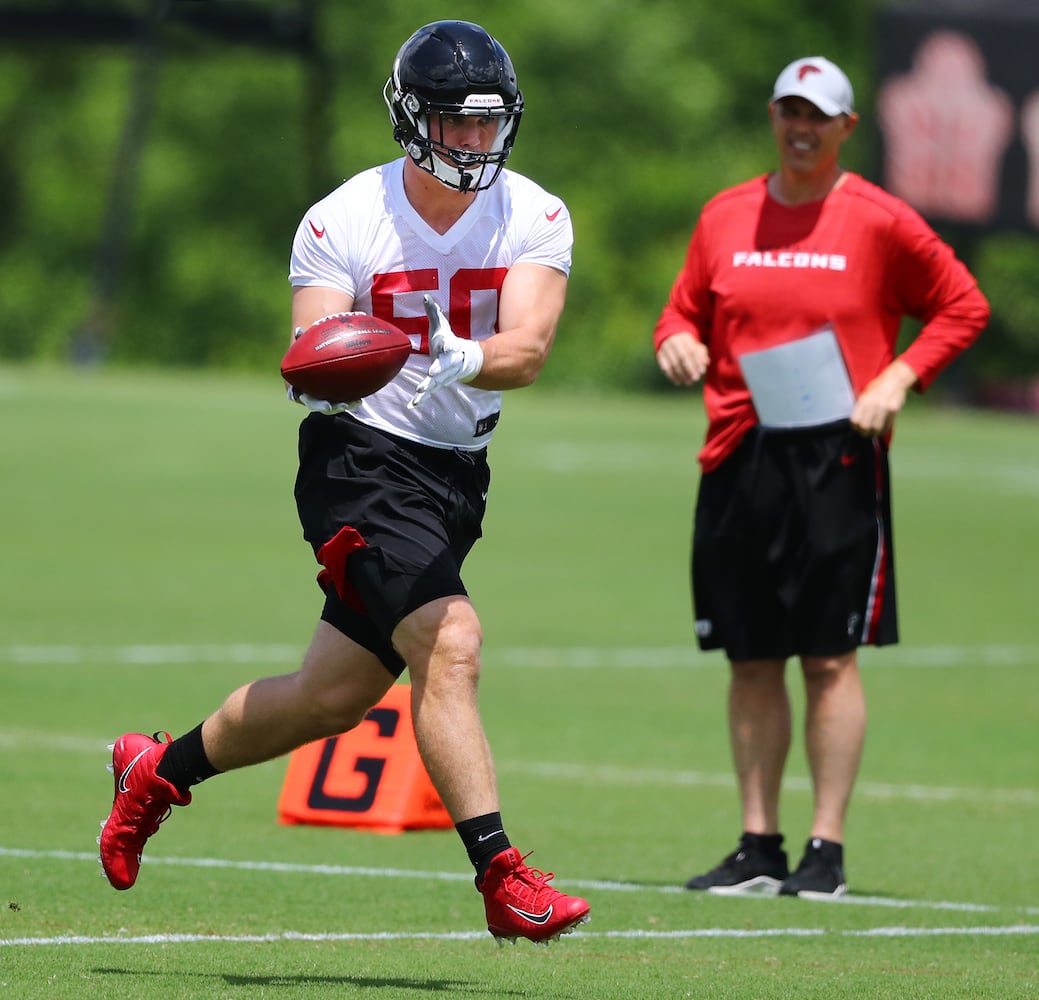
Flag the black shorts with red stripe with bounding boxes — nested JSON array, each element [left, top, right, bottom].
[[294, 413, 489, 676], [691, 420, 898, 661]]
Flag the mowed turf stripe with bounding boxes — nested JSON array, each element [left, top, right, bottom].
[[1, 642, 1037, 668], [496, 761, 1039, 806], [2, 847, 1037, 918], [0, 731, 1035, 806]]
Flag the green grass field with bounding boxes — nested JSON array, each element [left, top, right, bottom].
[[1, 365, 1037, 998]]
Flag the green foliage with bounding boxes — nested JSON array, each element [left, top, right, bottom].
[[1, 0, 1036, 390], [970, 232, 1039, 377]]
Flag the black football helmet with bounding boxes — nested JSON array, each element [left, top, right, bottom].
[[384, 21, 523, 193]]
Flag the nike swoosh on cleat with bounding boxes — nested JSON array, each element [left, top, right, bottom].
[[117, 747, 152, 794], [506, 903, 554, 925]]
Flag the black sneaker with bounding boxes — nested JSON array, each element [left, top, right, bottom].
[[685, 834, 789, 895], [779, 838, 847, 899]]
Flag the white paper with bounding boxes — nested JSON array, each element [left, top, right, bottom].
[[737, 326, 855, 428]]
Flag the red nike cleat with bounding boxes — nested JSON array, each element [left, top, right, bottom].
[[97, 732, 191, 890], [478, 847, 591, 945]]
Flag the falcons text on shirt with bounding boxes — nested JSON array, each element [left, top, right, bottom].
[[732, 251, 848, 270]]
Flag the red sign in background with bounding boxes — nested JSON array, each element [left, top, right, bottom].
[[875, 4, 1039, 232]]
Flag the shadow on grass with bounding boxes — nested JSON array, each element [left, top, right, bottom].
[[93, 968, 528, 994]]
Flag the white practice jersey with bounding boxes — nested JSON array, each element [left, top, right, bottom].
[[289, 158, 573, 450]]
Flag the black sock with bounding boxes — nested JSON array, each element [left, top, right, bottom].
[[456, 812, 511, 883], [155, 723, 221, 794], [741, 831, 785, 855], [808, 837, 843, 863]]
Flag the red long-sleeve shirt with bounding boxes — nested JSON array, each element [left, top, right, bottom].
[[654, 172, 990, 472]]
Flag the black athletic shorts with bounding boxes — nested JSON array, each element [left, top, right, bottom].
[[294, 413, 490, 677], [691, 420, 898, 660]]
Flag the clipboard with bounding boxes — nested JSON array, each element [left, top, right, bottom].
[[737, 326, 855, 428]]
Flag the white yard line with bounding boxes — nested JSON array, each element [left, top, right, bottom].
[[2, 846, 1037, 922], [3, 925, 1038, 947]]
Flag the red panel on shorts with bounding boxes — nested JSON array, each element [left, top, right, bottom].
[[316, 526, 369, 612]]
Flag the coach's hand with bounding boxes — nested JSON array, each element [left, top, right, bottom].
[[656, 331, 710, 386], [409, 295, 484, 408], [850, 359, 918, 437]]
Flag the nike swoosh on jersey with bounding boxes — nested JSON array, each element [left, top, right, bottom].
[[309, 219, 326, 238], [545, 207, 562, 222], [506, 903, 554, 925], [117, 748, 152, 794]]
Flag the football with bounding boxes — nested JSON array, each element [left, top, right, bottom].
[[280, 312, 412, 402]]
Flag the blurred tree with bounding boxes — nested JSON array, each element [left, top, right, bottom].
[[0, 0, 1034, 396]]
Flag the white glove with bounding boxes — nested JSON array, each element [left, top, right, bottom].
[[286, 384, 359, 414], [408, 295, 484, 408]]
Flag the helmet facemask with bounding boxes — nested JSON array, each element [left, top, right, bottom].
[[385, 79, 522, 193]]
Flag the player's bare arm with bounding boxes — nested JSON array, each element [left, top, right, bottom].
[[468, 261, 568, 390], [850, 358, 919, 436], [656, 331, 711, 386], [291, 285, 355, 335]]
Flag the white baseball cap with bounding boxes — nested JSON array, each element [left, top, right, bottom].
[[771, 56, 855, 116]]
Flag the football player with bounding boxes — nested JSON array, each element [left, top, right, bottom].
[[100, 20, 589, 946]]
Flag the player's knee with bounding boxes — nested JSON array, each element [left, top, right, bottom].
[[393, 596, 483, 673]]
